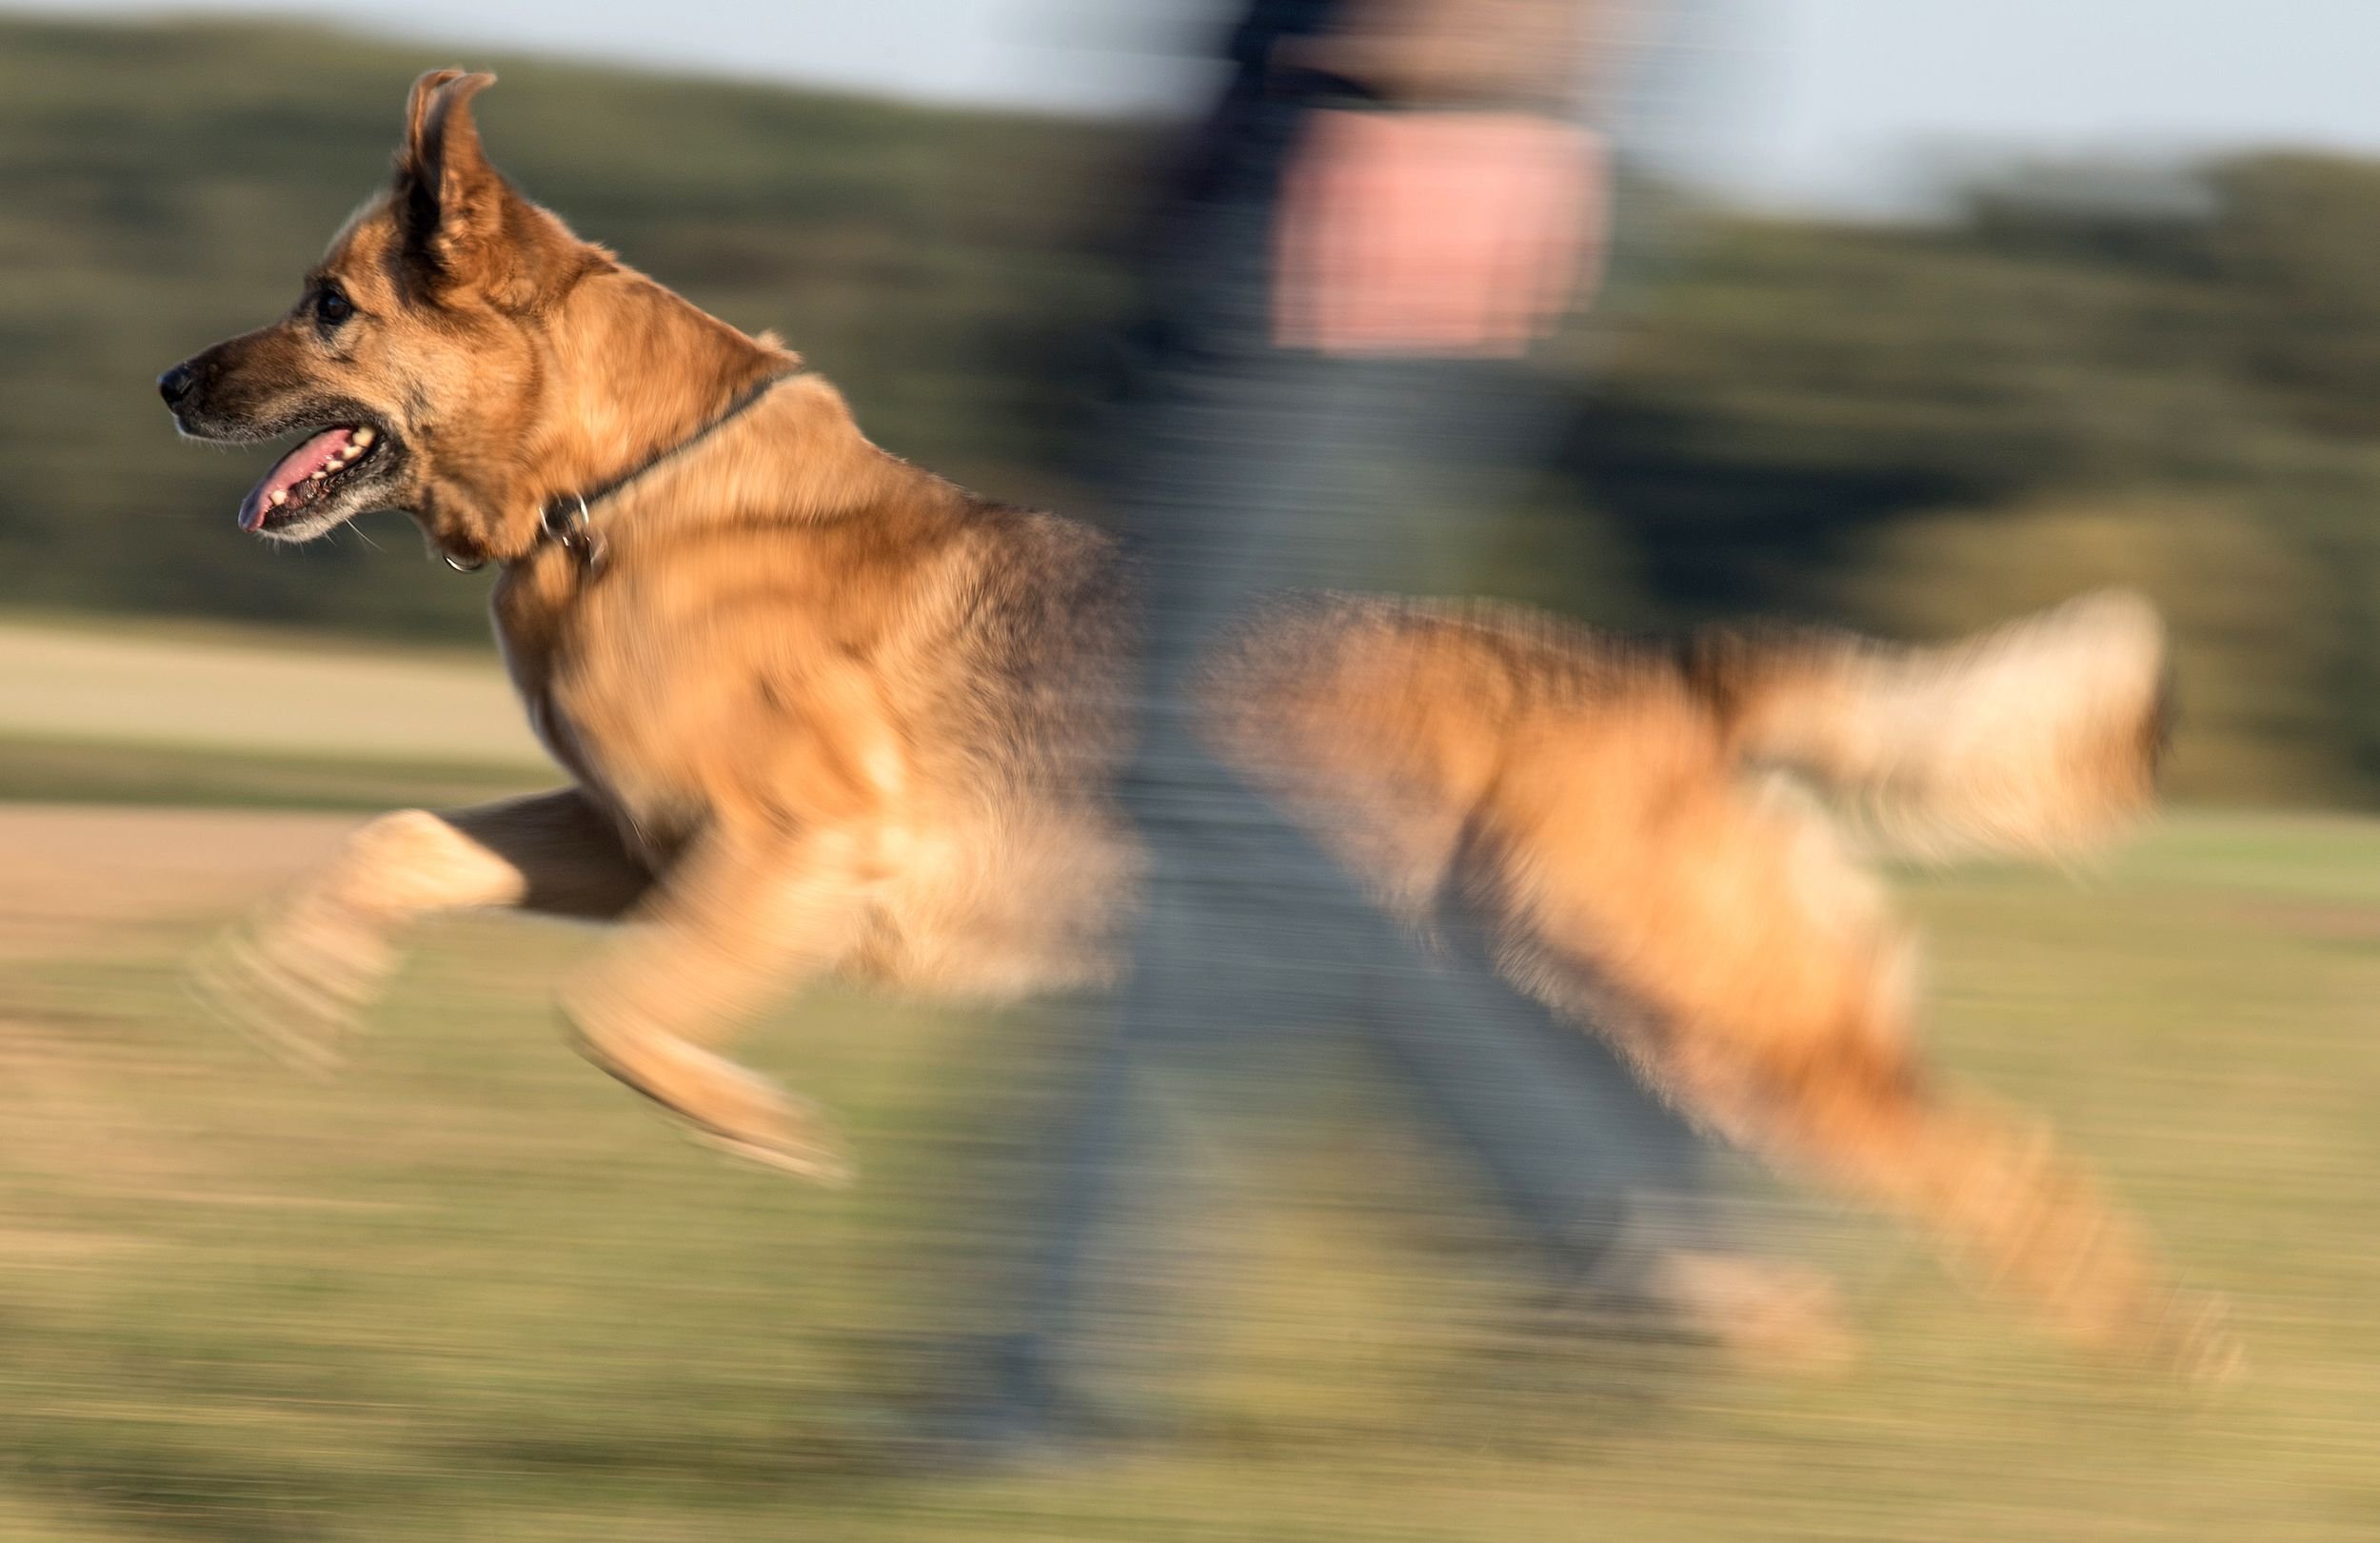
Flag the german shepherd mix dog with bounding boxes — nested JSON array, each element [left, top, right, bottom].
[[163, 71, 2232, 1378]]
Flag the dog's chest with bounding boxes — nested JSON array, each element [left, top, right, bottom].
[[491, 560, 585, 760], [492, 554, 913, 839], [487, 563, 684, 848]]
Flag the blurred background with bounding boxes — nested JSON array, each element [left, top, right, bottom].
[[0, 3, 2374, 1539]]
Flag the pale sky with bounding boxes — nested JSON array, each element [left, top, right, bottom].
[[16, 0, 2380, 212]]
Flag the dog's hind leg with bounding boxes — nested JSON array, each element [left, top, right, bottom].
[[193, 789, 653, 1073], [1497, 774, 2237, 1380], [1742, 1049, 2241, 1383], [558, 822, 869, 1185]]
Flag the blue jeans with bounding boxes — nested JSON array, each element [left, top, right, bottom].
[[1007, 101, 1719, 1396]]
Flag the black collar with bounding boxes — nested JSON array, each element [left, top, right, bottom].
[[453, 366, 802, 573]]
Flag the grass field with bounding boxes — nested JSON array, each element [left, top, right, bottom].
[[0, 797, 2371, 1541], [0, 614, 545, 811], [0, 621, 2370, 1539]]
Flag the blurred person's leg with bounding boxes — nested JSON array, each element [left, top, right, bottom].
[[967, 159, 1760, 1447]]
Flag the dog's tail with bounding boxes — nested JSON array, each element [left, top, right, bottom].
[[1681, 589, 2172, 863]]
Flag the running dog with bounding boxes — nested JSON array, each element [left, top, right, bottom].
[[160, 69, 2231, 1378]]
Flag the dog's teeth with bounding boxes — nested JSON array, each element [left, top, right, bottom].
[[351, 426, 377, 446], [268, 488, 288, 506]]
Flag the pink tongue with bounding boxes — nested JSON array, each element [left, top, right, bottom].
[[239, 427, 355, 531]]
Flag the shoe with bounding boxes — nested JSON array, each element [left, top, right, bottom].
[[1636, 1249, 1856, 1374], [874, 1334, 1140, 1477]]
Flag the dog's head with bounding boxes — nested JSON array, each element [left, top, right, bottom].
[[159, 70, 602, 553]]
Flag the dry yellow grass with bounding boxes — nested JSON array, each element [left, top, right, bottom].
[[0, 617, 542, 766]]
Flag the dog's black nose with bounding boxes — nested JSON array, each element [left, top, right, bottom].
[[157, 362, 199, 409]]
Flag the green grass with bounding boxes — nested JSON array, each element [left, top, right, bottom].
[[0, 811, 2372, 1539]]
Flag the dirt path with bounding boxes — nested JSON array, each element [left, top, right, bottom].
[[0, 803, 361, 958]]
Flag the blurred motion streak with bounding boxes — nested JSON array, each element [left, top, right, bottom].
[[0, 3, 2368, 1540]]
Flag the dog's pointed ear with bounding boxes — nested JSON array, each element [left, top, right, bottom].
[[392, 69, 524, 299]]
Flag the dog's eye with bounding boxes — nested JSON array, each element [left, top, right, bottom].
[[313, 286, 355, 327]]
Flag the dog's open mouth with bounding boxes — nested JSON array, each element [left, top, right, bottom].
[[238, 425, 388, 533]]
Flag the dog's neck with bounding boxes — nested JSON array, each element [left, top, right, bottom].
[[424, 267, 902, 567]]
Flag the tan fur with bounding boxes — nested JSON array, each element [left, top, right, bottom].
[[171, 72, 2227, 1373], [1201, 595, 2228, 1376]]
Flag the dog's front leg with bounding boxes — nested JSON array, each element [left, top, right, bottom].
[[559, 823, 868, 1184], [194, 789, 652, 1072]]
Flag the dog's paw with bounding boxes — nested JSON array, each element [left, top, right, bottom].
[[187, 910, 389, 1077], [1646, 1250, 1858, 1376], [566, 1013, 854, 1187], [683, 1104, 856, 1188]]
